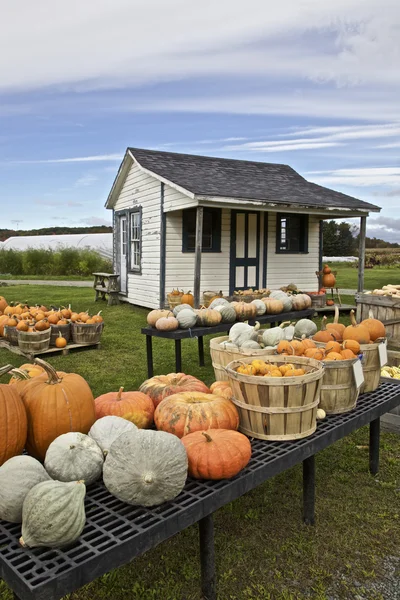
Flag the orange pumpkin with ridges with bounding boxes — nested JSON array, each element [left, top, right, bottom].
[[361, 310, 386, 342], [154, 392, 239, 438], [182, 429, 251, 480], [95, 387, 154, 429], [210, 381, 233, 400], [343, 310, 370, 345], [0, 365, 28, 466], [139, 373, 209, 409]]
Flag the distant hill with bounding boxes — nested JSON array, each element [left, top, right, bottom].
[[0, 226, 112, 242]]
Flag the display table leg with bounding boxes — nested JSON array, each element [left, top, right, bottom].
[[175, 339, 182, 372], [199, 514, 216, 600], [370, 418, 380, 475], [303, 455, 315, 525], [198, 336, 205, 367], [146, 336, 153, 378]]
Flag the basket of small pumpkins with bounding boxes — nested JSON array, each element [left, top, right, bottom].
[[225, 354, 324, 441], [70, 311, 104, 344]]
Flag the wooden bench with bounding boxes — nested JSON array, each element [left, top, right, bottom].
[[92, 272, 120, 306]]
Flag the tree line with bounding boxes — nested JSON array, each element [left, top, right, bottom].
[[322, 221, 399, 256]]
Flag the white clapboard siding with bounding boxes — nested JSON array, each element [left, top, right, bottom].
[[165, 209, 231, 298], [266, 215, 320, 290], [163, 185, 196, 212], [114, 161, 161, 309]]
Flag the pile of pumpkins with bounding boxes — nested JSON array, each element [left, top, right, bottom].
[[147, 290, 313, 332], [0, 361, 250, 550], [236, 360, 306, 378], [0, 296, 103, 347], [366, 284, 400, 298]]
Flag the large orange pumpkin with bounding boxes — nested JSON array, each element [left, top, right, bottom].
[[361, 310, 386, 342], [181, 429, 251, 480], [0, 296, 7, 313], [95, 387, 154, 429], [322, 273, 336, 288], [139, 373, 210, 409], [343, 310, 370, 345], [18, 359, 96, 460], [154, 392, 239, 438], [210, 381, 233, 400], [0, 365, 27, 466]]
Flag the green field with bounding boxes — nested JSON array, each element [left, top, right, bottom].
[[328, 263, 400, 290], [0, 286, 399, 600]]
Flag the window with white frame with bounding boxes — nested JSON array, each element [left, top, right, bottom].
[[130, 210, 141, 271]]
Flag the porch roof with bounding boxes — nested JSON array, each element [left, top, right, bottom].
[[127, 148, 380, 214]]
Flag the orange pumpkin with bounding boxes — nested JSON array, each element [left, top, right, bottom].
[[324, 352, 343, 361], [360, 310, 386, 342], [0, 365, 28, 466], [47, 312, 61, 325], [16, 320, 29, 332], [35, 319, 50, 331], [95, 387, 154, 429], [61, 305, 72, 319], [139, 373, 210, 408], [340, 349, 356, 360], [343, 310, 370, 345], [18, 359, 96, 460], [0, 296, 7, 313], [181, 429, 251, 480], [154, 392, 239, 438], [290, 340, 304, 356], [322, 273, 336, 288], [342, 339, 360, 355], [326, 306, 345, 341], [0, 315, 9, 336], [313, 316, 339, 343], [301, 339, 316, 350], [304, 347, 325, 360], [276, 340, 294, 355], [9, 363, 45, 384], [210, 381, 233, 400], [55, 332, 67, 348], [322, 264, 331, 274], [181, 291, 194, 307], [325, 341, 341, 354], [326, 299, 335, 307]]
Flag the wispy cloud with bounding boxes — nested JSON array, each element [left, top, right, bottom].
[[306, 167, 400, 187], [78, 216, 112, 226], [2, 154, 123, 165]]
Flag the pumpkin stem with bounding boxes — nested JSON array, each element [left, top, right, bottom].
[[0, 364, 15, 377], [350, 310, 357, 327], [9, 368, 31, 380], [254, 321, 260, 331], [116, 386, 124, 400], [34, 358, 61, 384], [279, 321, 291, 329], [333, 305, 339, 324], [320, 316, 327, 331], [202, 431, 213, 443], [96, 311, 102, 317]]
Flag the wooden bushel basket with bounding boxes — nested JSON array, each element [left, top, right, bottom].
[[18, 329, 51, 353], [71, 322, 104, 344], [320, 358, 360, 414], [360, 342, 386, 393], [210, 336, 276, 382], [50, 323, 71, 346], [305, 293, 326, 308], [4, 326, 19, 346], [225, 356, 324, 441]]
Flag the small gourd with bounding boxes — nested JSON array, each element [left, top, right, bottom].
[[103, 429, 188, 507], [88, 415, 137, 456], [173, 304, 194, 317], [44, 432, 104, 485], [316, 408, 326, 420], [0, 456, 51, 523], [229, 322, 260, 347], [294, 319, 318, 338], [214, 303, 236, 323], [176, 309, 197, 329], [240, 340, 262, 350], [20, 480, 86, 549], [209, 298, 230, 309], [251, 300, 266, 316]]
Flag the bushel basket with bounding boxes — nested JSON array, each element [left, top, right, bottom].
[[18, 329, 51, 354], [4, 326, 19, 346], [210, 335, 276, 382], [360, 341, 386, 393], [225, 355, 324, 441], [319, 357, 360, 414], [71, 322, 104, 344]]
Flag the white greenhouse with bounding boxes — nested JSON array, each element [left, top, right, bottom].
[[0, 234, 113, 260]]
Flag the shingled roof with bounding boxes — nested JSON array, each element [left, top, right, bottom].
[[125, 148, 380, 213]]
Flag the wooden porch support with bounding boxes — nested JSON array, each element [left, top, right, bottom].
[[194, 207, 204, 308], [358, 216, 367, 293]]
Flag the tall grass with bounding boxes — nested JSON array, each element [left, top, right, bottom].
[[0, 248, 112, 277]]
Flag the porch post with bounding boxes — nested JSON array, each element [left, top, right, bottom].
[[194, 206, 203, 308], [358, 216, 367, 293]]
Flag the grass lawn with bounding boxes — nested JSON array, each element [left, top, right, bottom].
[[329, 263, 400, 291], [0, 286, 399, 600], [0, 274, 92, 281]]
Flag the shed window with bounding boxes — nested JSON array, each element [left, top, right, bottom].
[[130, 209, 141, 271], [182, 208, 221, 253], [276, 213, 308, 253]]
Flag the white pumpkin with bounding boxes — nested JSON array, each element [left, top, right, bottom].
[[176, 309, 197, 329], [44, 432, 104, 486], [103, 429, 188, 507], [240, 340, 262, 350], [209, 298, 230, 309], [220, 341, 239, 350], [262, 325, 285, 347], [316, 408, 326, 420], [89, 416, 137, 456], [20, 480, 86, 549], [229, 322, 260, 347], [214, 304, 236, 323], [294, 319, 318, 338], [283, 322, 295, 341], [173, 304, 194, 317], [270, 291, 293, 312], [251, 300, 266, 316], [0, 456, 51, 523]]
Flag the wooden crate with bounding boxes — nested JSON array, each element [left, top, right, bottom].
[[356, 293, 400, 349], [381, 349, 400, 433]]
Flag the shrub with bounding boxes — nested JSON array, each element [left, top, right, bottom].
[[0, 248, 112, 277]]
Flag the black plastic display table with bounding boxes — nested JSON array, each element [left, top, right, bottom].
[[2, 381, 400, 600], [141, 308, 314, 377]]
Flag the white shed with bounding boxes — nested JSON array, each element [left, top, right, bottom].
[[105, 148, 380, 309]]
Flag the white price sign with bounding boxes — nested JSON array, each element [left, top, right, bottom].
[[353, 359, 364, 389], [378, 341, 388, 367]]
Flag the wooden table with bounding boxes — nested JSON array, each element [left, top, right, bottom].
[[2, 381, 399, 600], [141, 309, 314, 378], [92, 273, 120, 306]]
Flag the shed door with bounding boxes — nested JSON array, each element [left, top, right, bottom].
[[118, 215, 128, 294], [230, 211, 260, 293]]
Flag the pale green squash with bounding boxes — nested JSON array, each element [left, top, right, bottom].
[[44, 432, 104, 485]]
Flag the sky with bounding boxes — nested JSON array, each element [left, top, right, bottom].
[[0, 0, 399, 241]]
